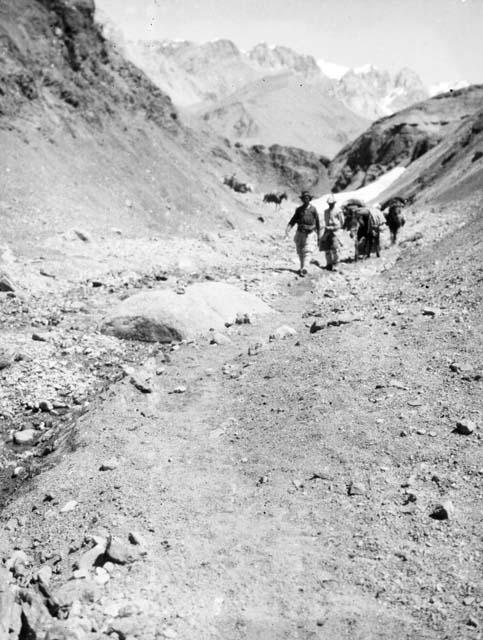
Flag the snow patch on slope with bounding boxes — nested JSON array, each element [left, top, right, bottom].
[[313, 167, 406, 209], [429, 80, 470, 97]]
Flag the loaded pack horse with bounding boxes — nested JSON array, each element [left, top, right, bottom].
[[381, 197, 406, 244]]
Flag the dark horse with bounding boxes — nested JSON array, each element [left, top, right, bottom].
[[263, 192, 287, 209], [381, 197, 406, 244]]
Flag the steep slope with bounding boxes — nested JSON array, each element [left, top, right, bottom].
[[209, 140, 331, 196], [190, 73, 369, 156], [329, 85, 483, 192], [379, 107, 483, 205], [0, 0, 255, 251], [125, 39, 260, 107]]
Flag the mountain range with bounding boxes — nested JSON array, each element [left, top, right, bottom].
[[112, 36, 439, 156]]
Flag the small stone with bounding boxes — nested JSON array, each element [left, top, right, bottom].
[[0, 272, 15, 292], [310, 320, 324, 334], [269, 325, 297, 341], [103, 602, 120, 617], [390, 380, 408, 390], [106, 538, 139, 565], [128, 531, 145, 546], [7, 550, 31, 572], [429, 500, 454, 521], [99, 458, 119, 471], [129, 376, 152, 394], [235, 313, 250, 325], [422, 307, 438, 317], [0, 351, 13, 370], [348, 481, 366, 496], [248, 342, 263, 356], [210, 332, 232, 346], [13, 429, 37, 445], [74, 229, 91, 242], [94, 567, 110, 585], [32, 333, 48, 342], [75, 540, 108, 572], [39, 400, 53, 412], [36, 565, 53, 587], [60, 500, 78, 513], [467, 616, 479, 627], [463, 596, 476, 606], [170, 385, 186, 394], [450, 362, 473, 374], [72, 569, 90, 580], [455, 419, 475, 435]]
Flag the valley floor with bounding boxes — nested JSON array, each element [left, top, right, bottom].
[[0, 201, 482, 640]]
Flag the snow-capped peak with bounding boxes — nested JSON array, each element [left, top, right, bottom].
[[353, 63, 378, 75], [317, 59, 349, 80]]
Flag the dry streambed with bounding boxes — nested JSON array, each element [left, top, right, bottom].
[[0, 211, 481, 639]]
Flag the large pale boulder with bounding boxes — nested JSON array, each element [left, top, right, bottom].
[[101, 282, 272, 342]]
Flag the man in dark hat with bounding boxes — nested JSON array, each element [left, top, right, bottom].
[[285, 191, 320, 276]]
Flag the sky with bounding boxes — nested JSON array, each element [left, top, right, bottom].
[[95, 0, 483, 86]]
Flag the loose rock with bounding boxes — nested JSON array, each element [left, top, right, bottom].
[[100, 458, 120, 471], [60, 500, 78, 513], [455, 419, 475, 435], [106, 537, 139, 565], [13, 429, 37, 445], [269, 325, 297, 341], [348, 481, 366, 496], [32, 333, 48, 342], [429, 500, 454, 520], [0, 272, 15, 292], [210, 332, 232, 346], [129, 376, 152, 394]]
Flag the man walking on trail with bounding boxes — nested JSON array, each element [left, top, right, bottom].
[[285, 191, 320, 276], [319, 194, 345, 270]]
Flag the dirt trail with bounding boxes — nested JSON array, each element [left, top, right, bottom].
[[1, 212, 482, 640]]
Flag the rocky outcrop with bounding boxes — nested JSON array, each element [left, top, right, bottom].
[[329, 85, 483, 192], [0, 0, 177, 127], [248, 43, 321, 79]]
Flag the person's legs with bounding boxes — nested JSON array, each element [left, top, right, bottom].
[[294, 230, 307, 274]]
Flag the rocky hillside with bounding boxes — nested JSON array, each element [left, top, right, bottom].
[[379, 107, 483, 206], [125, 39, 328, 107], [0, 0, 261, 251], [209, 140, 331, 197], [189, 73, 368, 157], [333, 66, 429, 120], [329, 85, 483, 192], [124, 39, 260, 108], [119, 37, 434, 156]]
